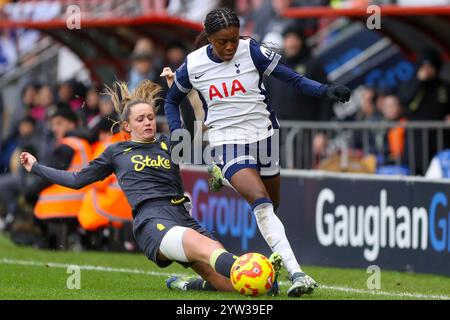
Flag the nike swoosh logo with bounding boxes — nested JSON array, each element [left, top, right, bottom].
[[271, 240, 281, 249], [194, 73, 206, 79]]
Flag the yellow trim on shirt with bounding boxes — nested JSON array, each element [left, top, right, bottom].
[[131, 138, 157, 144]]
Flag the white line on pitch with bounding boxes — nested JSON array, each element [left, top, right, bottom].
[[1, 258, 449, 300], [277, 281, 450, 300], [0, 258, 187, 278]]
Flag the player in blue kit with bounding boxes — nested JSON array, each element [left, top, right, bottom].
[[164, 7, 351, 297]]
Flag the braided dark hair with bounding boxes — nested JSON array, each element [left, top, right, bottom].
[[194, 7, 240, 48]]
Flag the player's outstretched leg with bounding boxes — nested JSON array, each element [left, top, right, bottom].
[[166, 259, 231, 292], [166, 276, 217, 291], [167, 252, 283, 295], [159, 227, 237, 292]]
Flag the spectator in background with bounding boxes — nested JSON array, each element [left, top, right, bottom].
[[374, 87, 388, 117], [266, 25, 331, 121], [252, 0, 304, 43], [34, 84, 56, 122], [265, 25, 332, 169], [3, 84, 57, 171], [380, 94, 406, 165], [20, 108, 92, 249], [165, 41, 187, 71], [167, 0, 219, 22], [158, 41, 189, 134], [1, 116, 40, 171], [77, 118, 132, 233], [0, 108, 90, 247], [23, 108, 90, 202], [5, 83, 39, 140], [57, 80, 85, 111], [399, 47, 450, 121], [0, 29, 17, 74], [235, 0, 262, 36], [313, 89, 398, 174], [0, 116, 40, 231], [0, 91, 4, 151], [344, 86, 382, 156], [398, 47, 450, 174], [354, 86, 381, 122], [98, 95, 115, 118], [78, 86, 100, 129], [57, 81, 74, 105], [128, 38, 171, 133], [128, 38, 160, 91], [425, 149, 450, 179]]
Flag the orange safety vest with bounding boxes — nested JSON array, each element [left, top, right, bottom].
[[78, 132, 132, 230], [34, 136, 92, 220], [388, 118, 406, 159]]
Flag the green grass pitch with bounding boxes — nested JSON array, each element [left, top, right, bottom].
[[0, 234, 449, 300]]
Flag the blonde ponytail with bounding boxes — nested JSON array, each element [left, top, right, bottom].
[[102, 80, 162, 133]]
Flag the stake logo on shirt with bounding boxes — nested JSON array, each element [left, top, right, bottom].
[[131, 154, 171, 171]]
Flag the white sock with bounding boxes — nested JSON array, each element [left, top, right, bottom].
[[253, 201, 303, 277]]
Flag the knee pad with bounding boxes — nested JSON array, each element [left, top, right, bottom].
[[159, 226, 189, 263]]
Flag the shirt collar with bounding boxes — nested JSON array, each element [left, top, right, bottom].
[[206, 44, 224, 63]]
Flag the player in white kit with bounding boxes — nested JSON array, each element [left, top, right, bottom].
[[164, 7, 351, 297]]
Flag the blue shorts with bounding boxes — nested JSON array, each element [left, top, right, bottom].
[[211, 135, 280, 182]]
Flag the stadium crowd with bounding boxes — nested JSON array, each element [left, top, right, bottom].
[[0, 0, 449, 250]]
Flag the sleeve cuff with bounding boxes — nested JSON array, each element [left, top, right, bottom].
[[30, 162, 42, 175]]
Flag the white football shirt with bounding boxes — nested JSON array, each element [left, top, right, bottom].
[[174, 38, 281, 147]]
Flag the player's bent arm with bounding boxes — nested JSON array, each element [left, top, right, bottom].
[[164, 58, 193, 133], [161, 66, 201, 135], [164, 84, 189, 133], [30, 148, 114, 190]]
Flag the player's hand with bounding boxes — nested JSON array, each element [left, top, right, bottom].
[[326, 85, 351, 103], [160, 67, 175, 88], [20, 152, 37, 172]]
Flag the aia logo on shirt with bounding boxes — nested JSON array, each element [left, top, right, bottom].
[[209, 79, 247, 100]]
